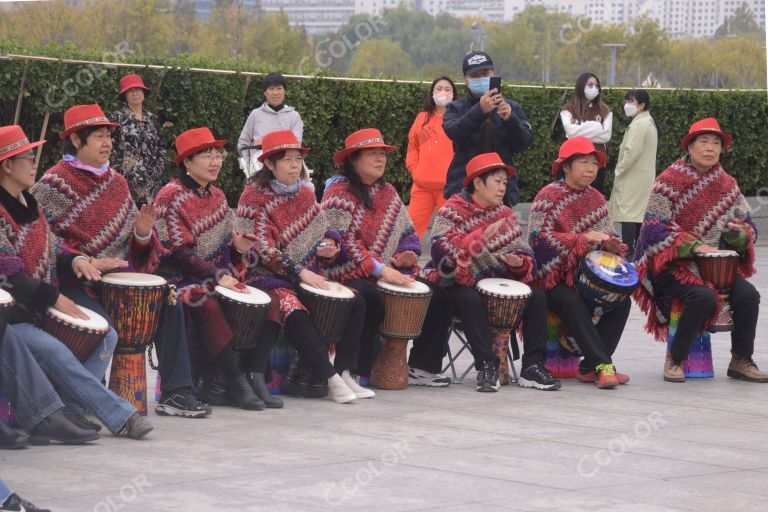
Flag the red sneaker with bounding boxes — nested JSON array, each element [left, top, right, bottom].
[[576, 370, 596, 383], [596, 364, 619, 389], [614, 369, 630, 385]]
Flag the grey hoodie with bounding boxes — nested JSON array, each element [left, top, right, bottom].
[[237, 102, 304, 151]]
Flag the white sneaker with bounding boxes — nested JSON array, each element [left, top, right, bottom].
[[408, 367, 451, 387], [328, 374, 357, 404], [341, 370, 375, 398]]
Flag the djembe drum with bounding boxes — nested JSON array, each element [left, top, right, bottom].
[[102, 272, 169, 414], [695, 249, 739, 332], [476, 278, 531, 385], [214, 285, 271, 350], [42, 305, 109, 362], [371, 280, 432, 390]]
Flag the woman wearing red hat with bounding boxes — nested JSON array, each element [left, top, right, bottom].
[[0, 125, 152, 440], [320, 128, 452, 387], [235, 130, 368, 404], [528, 136, 630, 389], [109, 74, 167, 206], [421, 152, 561, 392], [634, 118, 766, 383], [154, 127, 267, 410]]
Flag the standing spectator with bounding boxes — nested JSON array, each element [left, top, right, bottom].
[[443, 51, 534, 207], [406, 76, 457, 239], [608, 89, 659, 257], [109, 74, 167, 206], [238, 73, 304, 152], [559, 72, 613, 194]]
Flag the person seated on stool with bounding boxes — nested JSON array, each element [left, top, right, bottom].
[[633, 118, 766, 383], [422, 152, 561, 392], [528, 137, 630, 390]]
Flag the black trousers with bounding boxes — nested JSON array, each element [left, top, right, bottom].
[[407, 279, 452, 374], [546, 284, 630, 370], [243, 321, 279, 373], [654, 273, 759, 361], [445, 285, 548, 370], [620, 222, 641, 260], [346, 279, 385, 377]]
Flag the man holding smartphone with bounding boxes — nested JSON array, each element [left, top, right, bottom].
[[443, 51, 534, 207]]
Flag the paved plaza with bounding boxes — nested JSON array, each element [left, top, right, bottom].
[[3, 249, 768, 512]]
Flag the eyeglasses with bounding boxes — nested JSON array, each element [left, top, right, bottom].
[[10, 151, 35, 161], [196, 151, 228, 162]]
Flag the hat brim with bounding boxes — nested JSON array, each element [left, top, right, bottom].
[[0, 139, 46, 162], [463, 164, 516, 188], [258, 145, 310, 163], [464, 64, 494, 75], [59, 121, 119, 140], [332, 144, 398, 166], [172, 139, 227, 164], [118, 85, 151, 98], [680, 129, 732, 151], [551, 149, 607, 175]]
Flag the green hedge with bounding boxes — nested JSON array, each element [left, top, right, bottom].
[[1, 49, 766, 206]]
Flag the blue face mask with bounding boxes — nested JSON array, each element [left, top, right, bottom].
[[467, 76, 490, 96]]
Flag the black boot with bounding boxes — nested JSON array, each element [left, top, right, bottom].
[[0, 420, 28, 450], [283, 356, 328, 398], [227, 374, 265, 411], [29, 409, 100, 445], [64, 413, 102, 432], [197, 372, 230, 406], [246, 372, 283, 409]]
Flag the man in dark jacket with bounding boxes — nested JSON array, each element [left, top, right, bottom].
[[443, 51, 534, 206]]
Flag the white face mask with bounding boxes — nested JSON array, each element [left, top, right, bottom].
[[623, 103, 638, 117], [584, 85, 599, 101], [433, 94, 451, 107]]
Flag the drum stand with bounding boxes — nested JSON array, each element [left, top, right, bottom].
[[371, 336, 409, 390], [109, 350, 149, 415]]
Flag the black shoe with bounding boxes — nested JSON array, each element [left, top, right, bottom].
[[283, 358, 328, 398], [0, 420, 28, 450], [1, 493, 51, 511], [227, 375, 265, 411], [246, 372, 283, 409], [197, 374, 231, 406], [519, 363, 562, 391], [156, 388, 212, 418], [120, 412, 154, 440], [64, 413, 102, 432], [476, 361, 500, 392], [29, 409, 100, 445]]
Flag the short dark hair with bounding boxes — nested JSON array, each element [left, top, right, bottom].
[[62, 125, 106, 156], [466, 169, 506, 194], [262, 73, 286, 91]]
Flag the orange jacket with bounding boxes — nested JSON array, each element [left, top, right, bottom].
[[406, 111, 454, 191]]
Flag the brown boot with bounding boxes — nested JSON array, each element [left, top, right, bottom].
[[664, 351, 685, 382], [727, 353, 768, 383]]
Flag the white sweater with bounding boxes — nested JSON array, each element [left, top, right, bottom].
[[559, 110, 613, 144], [237, 102, 304, 151]]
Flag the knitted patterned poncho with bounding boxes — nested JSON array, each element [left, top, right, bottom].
[[421, 191, 534, 287], [32, 160, 162, 273], [154, 177, 236, 289], [633, 160, 757, 341], [528, 181, 622, 291], [320, 177, 421, 282]]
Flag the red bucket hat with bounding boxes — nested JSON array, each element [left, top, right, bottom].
[[173, 127, 227, 164], [680, 117, 732, 151], [0, 125, 46, 162], [463, 152, 516, 188], [551, 136, 607, 175], [332, 128, 398, 166], [118, 74, 150, 97], [258, 130, 310, 162], [59, 104, 119, 139]]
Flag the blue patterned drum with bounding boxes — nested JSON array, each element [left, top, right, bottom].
[[575, 251, 638, 316]]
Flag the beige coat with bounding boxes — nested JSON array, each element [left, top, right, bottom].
[[608, 111, 658, 222]]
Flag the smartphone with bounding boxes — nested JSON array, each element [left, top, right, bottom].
[[489, 76, 502, 94]]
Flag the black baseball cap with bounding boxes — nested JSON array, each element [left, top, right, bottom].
[[463, 51, 494, 75]]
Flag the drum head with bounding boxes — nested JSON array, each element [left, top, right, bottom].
[[697, 249, 740, 258], [377, 279, 430, 295], [0, 289, 13, 305], [47, 306, 109, 331], [299, 281, 354, 299], [476, 278, 531, 297], [215, 285, 271, 305], [584, 251, 638, 288], [101, 272, 167, 287]]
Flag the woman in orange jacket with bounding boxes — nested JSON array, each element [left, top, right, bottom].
[[406, 76, 457, 239]]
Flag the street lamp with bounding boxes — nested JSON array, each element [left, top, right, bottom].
[[602, 43, 626, 86]]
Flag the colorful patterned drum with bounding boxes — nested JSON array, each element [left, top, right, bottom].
[[696, 249, 739, 332], [575, 251, 638, 317], [42, 305, 109, 362], [215, 285, 271, 350]]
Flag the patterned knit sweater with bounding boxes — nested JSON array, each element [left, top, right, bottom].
[[633, 160, 757, 341], [32, 160, 162, 273], [154, 177, 236, 289], [528, 180, 623, 291], [320, 177, 421, 282], [422, 191, 534, 287], [235, 182, 330, 290]]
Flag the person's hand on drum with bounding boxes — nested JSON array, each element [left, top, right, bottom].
[[316, 238, 340, 259], [53, 294, 89, 320], [299, 269, 329, 290], [232, 230, 258, 254], [693, 244, 719, 255], [218, 274, 250, 294], [390, 251, 418, 268], [499, 253, 524, 268], [72, 257, 102, 281], [583, 231, 610, 246], [90, 257, 129, 275], [483, 218, 507, 242], [726, 221, 747, 233], [134, 202, 157, 242], [379, 266, 415, 285], [601, 237, 623, 254]]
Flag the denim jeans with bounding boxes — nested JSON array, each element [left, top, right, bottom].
[[0, 326, 63, 431], [13, 322, 135, 434], [0, 477, 11, 505]]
